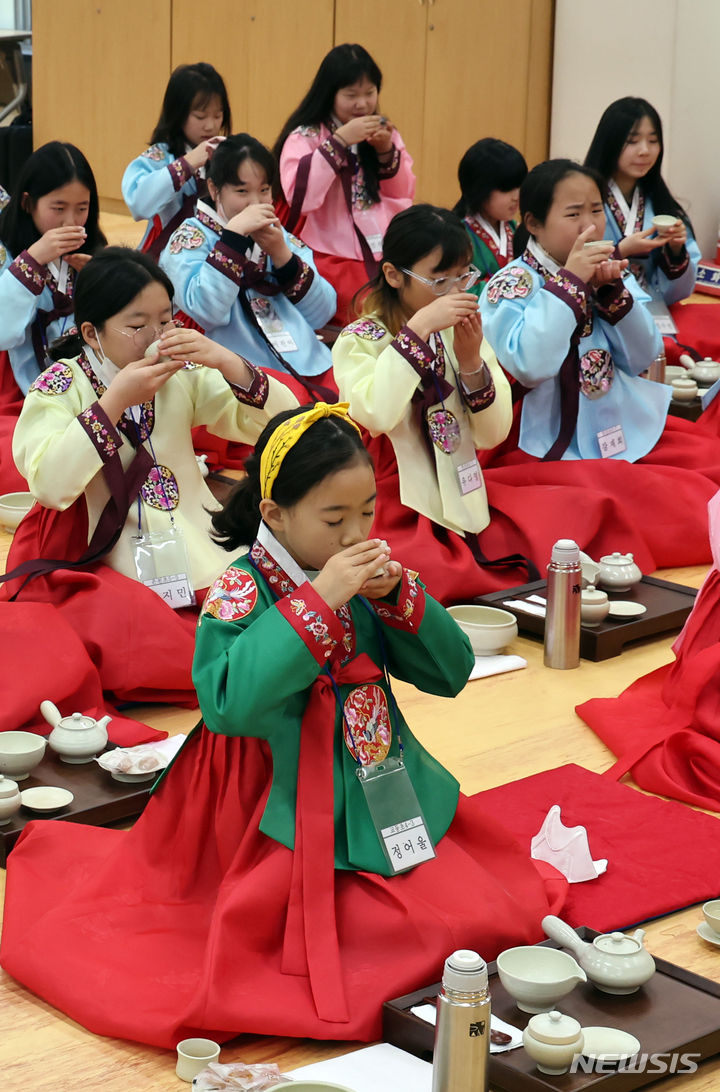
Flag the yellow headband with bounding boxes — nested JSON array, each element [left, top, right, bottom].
[[259, 402, 362, 500]]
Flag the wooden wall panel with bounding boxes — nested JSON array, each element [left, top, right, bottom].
[[171, 0, 334, 152], [334, 0, 429, 202], [33, 0, 172, 205]]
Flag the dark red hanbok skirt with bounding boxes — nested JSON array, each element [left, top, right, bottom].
[[0, 726, 566, 1048]]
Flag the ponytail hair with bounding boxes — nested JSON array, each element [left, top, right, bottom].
[[211, 405, 372, 551]]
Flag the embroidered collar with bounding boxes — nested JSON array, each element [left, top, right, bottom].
[[526, 238, 561, 277], [251, 523, 355, 659], [76, 350, 155, 444], [196, 199, 224, 233], [466, 214, 511, 259], [607, 181, 644, 237]]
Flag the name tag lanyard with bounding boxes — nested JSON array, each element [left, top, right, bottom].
[[325, 599, 436, 874], [429, 334, 484, 496], [127, 406, 196, 609]]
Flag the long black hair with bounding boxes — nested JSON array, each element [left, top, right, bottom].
[[453, 138, 527, 218], [584, 97, 692, 230], [211, 406, 372, 550], [273, 43, 384, 204], [208, 133, 277, 192], [513, 159, 604, 257], [48, 247, 174, 361], [0, 142, 106, 257], [359, 204, 471, 334], [150, 62, 231, 159]]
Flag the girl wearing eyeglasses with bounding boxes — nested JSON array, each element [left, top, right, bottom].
[[3, 247, 296, 702], [333, 204, 521, 605]]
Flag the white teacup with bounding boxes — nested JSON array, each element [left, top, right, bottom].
[[652, 214, 678, 235], [703, 899, 720, 936], [671, 377, 698, 402], [175, 1038, 220, 1083]]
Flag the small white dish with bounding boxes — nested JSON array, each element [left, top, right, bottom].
[[697, 922, 720, 946], [20, 786, 74, 813], [607, 601, 647, 619], [110, 768, 159, 784], [581, 1026, 641, 1062]]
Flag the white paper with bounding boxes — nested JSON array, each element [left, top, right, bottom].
[[701, 375, 720, 410], [469, 654, 527, 680], [288, 1043, 432, 1091], [503, 599, 546, 618], [409, 1007, 523, 1053]]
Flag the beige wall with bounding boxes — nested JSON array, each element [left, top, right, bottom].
[[551, 0, 718, 258], [32, 0, 554, 214]]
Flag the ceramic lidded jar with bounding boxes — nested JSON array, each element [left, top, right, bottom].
[[523, 1010, 584, 1074], [0, 774, 21, 825], [597, 552, 642, 592], [671, 377, 698, 402], [580, 585, 610, 627]]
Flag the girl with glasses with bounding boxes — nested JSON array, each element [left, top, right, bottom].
[[273, 43, 415, 326], [333, 204, 527, 605], [2, 247, 296, 703]]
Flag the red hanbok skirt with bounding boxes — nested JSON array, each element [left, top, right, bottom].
[[0, 350, 28, 494], [365, 408, 720, 605], [0, 726, 566, 1048]]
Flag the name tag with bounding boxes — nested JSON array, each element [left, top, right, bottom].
[[597, 424, 627, 458], [456, 457, 483, 494], [365, 232, 383, 255], [381, 816, 436, 872]]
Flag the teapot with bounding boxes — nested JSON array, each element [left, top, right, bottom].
[[542, 915, 656, 994], [596, 551, 642, 592], [40, 700, 111, 764], [688, 357, 720, 386]]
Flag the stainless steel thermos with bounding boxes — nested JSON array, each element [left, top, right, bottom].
[[543, 538, 581, 669], [431, 949, 491, 1092]]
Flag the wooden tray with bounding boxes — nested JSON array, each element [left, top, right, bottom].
[[474, 576, 696, 661], [0, 746, 153, 866], [382, 929, 720, 1091], [667, 396, 704, 422]]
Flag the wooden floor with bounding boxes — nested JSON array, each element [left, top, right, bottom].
[[1, 213, 719, 1088]]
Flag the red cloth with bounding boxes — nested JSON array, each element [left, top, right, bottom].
[[365, 409, 720, 605], [577, 555, 720, 812], [0, 602, 165, 746], [313, 251, 370, 327], [0, 725, 566, 1048], [475, 763, 720, 930], [0, 350, 28, 494], [2, 503, 199, 706], [669, 300, 720, 362]]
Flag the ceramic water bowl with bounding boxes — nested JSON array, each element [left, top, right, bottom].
[[579, 551, 600, 589], [496, 945, 587, 1013], [447, 605, 518, 656], [0, 491, 34, 532], [0, 731, 47, 781]]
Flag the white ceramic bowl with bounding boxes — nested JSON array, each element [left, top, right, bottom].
[[0, 731, 47, 781], [496, 945, 587, 1013], [447, 605, 518, 656], [579, 551, 600, 588], [20, 786, 74, 813], [0, 491, 34, 532]]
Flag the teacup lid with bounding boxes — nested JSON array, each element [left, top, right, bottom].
[[594, 931, 641, 955], [527, 1010, 582, 1045], [0, 774, 19, 797], [599, 551, 633, 565], [581, 585, 608, 603]]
